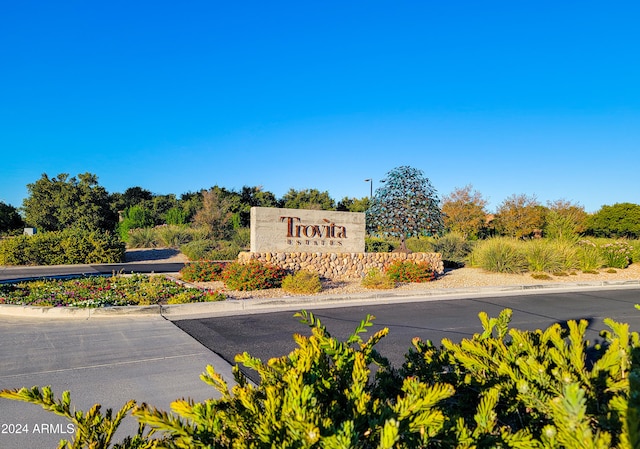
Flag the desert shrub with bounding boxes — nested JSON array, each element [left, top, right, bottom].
[[155, 225, 193, 248], [385, 260, 436, 283], [405, 235, 435, 253], [469, 237, 528, 273], [180, 238, 216, 260], [208, 241, 242, 260], [281, 270, 322, 294], [0, 229, 124, 265], [365, 236, 396, 253], [118, 205, 155, 241], [231, 227, 251, 248], [361, 268, 395, 289], [599, 240, 633, 269], [546, 238, 580, 271], [126, 227, 158, 248], [525, 239, 564, 273], [431, 232, 474, 268], [221, 260, 286, 291], [180, 261, 227, 282], [576, 239, 604, 272]]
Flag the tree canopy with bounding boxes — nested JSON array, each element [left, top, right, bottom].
[[0, 201, 24, 234], [493, 194, 545, 239], [366, 166, 443, 251], [441, 185, 488, 239], [22, 173, 117, 232], [585, 202, 640, 238]]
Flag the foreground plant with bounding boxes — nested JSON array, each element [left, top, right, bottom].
[[4, 309, 640, 448]]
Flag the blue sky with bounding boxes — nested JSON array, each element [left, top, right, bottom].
[[1, 1, 638, 213]]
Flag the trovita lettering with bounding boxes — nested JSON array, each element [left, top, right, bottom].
[[280, 216, 347, 247]]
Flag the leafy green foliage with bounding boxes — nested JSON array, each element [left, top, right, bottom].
[[0, 229, 125, 265], [361, 268, 396, 289], [403, 308, 640, 447], [3, 310, 640, 447], [0, 386, 154, 449], [0, 274, 224, 307], [365, 236, 396, 252], [220, 260, 286, 290], [586, 202, 640, 239], [279, 188, 336, 210], [180, 261, 228, 282], [133, 311, 452, 448], [23, 172, 117, 232], [281, 270, 322, 294], [385, 260, 436, 283], [366, 166, 444, 251], [0, 200, 24, 234], [118, 205, 156, 241]]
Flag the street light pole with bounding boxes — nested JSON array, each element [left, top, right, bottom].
[[364, 179, 372, 198]]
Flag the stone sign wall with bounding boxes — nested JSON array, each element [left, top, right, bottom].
[[250, 207, 365, 254]]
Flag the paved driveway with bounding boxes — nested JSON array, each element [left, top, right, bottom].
[[0, 315, 233, 449]]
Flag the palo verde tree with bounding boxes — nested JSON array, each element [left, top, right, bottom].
[[366, 166, 444, 251]]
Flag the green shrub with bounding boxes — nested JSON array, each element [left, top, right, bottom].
[[281, 270, 322, 294], [221, 260, 286, 291], [126, 227, 158, 248], [405, 235, 435, 253], [599, 240, 633, 269], [365, 236, 396, 252], [180, 238, 216, 260], [361, 268, 395, 289], [385, 260, 436, 283], [431, 232, 474, 267], [164, 206, 188, 225], [525, 239, 564, 273], [180, 261, 227, 282], [577, 239, 604, 272], [155, 225, 193, 248], [208, 241, 242, 260], [469, 237, 528, 273], [0, 230, 124, 265], [5, 309, 640, 448]]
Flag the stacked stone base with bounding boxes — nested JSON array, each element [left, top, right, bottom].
[[237, 251, 444, 280]]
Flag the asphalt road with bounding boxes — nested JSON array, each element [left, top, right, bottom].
[[173, 287, 640, 384], [0, 262, 186, 283], [0, 315, 232, 449]]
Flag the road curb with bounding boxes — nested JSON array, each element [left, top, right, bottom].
[[2, 279, 639, 319]]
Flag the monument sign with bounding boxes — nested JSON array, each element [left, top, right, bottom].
[[250, 207, 365, 253]]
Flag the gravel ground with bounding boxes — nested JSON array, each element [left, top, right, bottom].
[[187, 263, 640, 300]]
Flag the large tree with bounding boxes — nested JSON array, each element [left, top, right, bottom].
[[279, 188, 335, 210], [584, 202, 640, 238], [366, 166, 443, 251], [493, 194, 544, 239], [0, 201, 24, 234], [22, 173, 117, 232], [441, 185, 488, 239]]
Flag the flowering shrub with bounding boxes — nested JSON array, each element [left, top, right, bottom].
[[221, 260, 286, 291], [180, 261, 228, 282], [599, 240, 633, 269], [0, 274, 224, 308], [385, 260, 436, 283]]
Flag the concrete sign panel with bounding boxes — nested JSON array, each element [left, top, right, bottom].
[[250, 207, 365, 253]]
